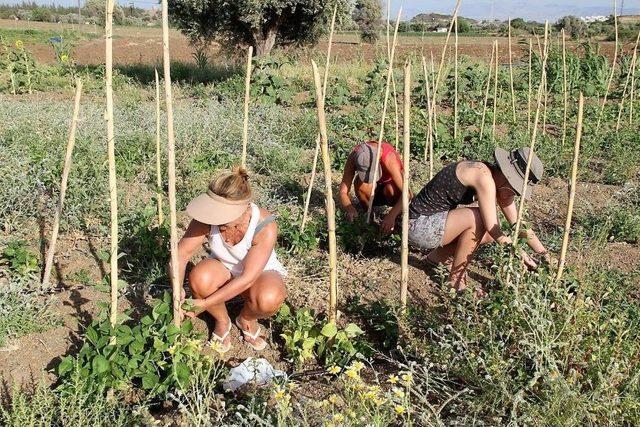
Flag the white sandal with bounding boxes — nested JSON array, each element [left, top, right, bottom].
[[235, 316, 268, 351], [208, 319, 232, 353]]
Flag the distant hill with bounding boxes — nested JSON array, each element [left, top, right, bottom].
[[411, 13, 478, 26]]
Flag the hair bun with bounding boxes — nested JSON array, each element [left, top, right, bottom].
[[233, 166, 249, 182]]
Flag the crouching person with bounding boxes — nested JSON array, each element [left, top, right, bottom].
[[170, 167, 286, 352], [408, 147, 551, 295]]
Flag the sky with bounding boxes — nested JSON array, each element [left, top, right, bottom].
[[1, 0, 639, 23]]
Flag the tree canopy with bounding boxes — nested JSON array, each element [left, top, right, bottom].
[[168, 0, 349, 56]]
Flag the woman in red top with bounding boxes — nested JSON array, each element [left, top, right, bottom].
[[338, 141, 408, 234]]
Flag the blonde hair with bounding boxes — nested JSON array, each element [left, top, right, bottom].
[[208, 167, 252, 200]]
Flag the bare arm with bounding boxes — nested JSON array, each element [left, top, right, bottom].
[[197, 217, 278, 310], [339, 154, 358, 215], [380, 155, 412, 234], [499, 198, 548, 254], [169, 219, 209, 287]]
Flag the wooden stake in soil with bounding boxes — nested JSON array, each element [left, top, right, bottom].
[[422, 56, 435, 179], [492, 40, 499, 143], [616, 29, 640, 131], [454, 16, 459, 140], [105, 0, 119, 327], [240, 46, 253, 168], [527, 39, 533, 134], [513, 21, 550, 241], [154, 69, 163, 226], [300, 5, 337, 232], [42, 79, 83, 289], [400, 61, 411, 312], [366, 8, 402, 222], [161, 0, 181, 326], [508, 18, 517, 122], [311, 60, 338, 322], [595, 0, 619, 133], [561, 29, 568, 147], [631, 45, 639, 124], [556, 93, 584, 283], [479, 41, 496, 141]]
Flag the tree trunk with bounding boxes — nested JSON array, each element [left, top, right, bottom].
[[252, 21, 279, 56]]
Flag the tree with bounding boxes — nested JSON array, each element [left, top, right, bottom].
[[555, 15, 587, 40], [168, 0, 347, 56], [457, 17, 472, 33], [83, 0, 124, 25], [353, 0, 381, 44]]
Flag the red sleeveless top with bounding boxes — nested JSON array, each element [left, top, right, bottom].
[[352, 141, 403, 184]]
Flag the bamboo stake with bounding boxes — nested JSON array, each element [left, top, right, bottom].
[[154, 69, 163, 226], [430, 52, 439, 141], [240, 46, 253, 168], [391, 71, 400, 150], [513, 21, 549, 241], [527, 39, 533, 134], [429, 0, 462, 141], [479, 42, 496, 140], [492, 40, 499, 143], [366, 8, 401, 221], [616, 29, 640, 131], [311, 60, 338, 322], [508, 18, 516, 122], [561, 29, 568, 147], [400, 60, 411, 313], [300, 5, 337, 232], [631, 48, 638, 124], [105, 0, 119, 327], [42, 79, 83, 289], [421, 56, 435, 179], [542, 63, 548, 137], [595, 0, 618, 133], [556, 93, 584, 283], [161, 0, 181, 326], [454, 16, 459, 140]]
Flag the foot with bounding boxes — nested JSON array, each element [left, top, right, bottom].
[[210, 318, 232, 353], [235, 316, 268, 351]]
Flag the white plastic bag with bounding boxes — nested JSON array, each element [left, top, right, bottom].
[[223, 357, 286, 391]]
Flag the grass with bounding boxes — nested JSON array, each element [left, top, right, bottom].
[[0, 36, 639, 425]]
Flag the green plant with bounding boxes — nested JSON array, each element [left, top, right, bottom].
[[250, 57, 293, 105], [274, 304, 371, 368], [347, 296, 399, 351], [56, 293, 216, 399], [276, 207, 319, 256], [1, 240, 38, 277]]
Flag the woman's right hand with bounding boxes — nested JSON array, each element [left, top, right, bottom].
[[345, 206, 359, 221]]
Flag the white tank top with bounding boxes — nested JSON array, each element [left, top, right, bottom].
[[208, 203, 287, 277]]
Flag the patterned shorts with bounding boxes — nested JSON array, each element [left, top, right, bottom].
[[408, 211, 448, 250]]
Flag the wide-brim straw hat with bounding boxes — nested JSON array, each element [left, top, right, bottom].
[[494, 147, 544, 200], [186, 189, 251, 225]]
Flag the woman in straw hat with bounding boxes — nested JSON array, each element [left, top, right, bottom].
[[172, 167, 286, 352], [408, 147, 552, 295], [339, 140, 409, 234]]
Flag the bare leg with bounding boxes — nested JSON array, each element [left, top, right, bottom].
[[237, 271, 286, 348], [440, 207, 489, 292], [189, 258, 232, 346]]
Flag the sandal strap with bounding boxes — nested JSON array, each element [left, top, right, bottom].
[[212, 318, 232, 341], [235, 316, 262, 340]]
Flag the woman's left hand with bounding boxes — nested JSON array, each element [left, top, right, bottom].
[[380, 213, 397, 235], [181, 298, 205, 318]]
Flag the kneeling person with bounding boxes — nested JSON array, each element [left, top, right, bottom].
[[339, 140, 408, 234], [408, 147, 551, 293], [172, 167, 287, 353]]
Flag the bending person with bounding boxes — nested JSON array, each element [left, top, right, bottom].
[[338, 140, 409, 234], [408, 147, 551, 293], [171, 167, 286, 352]]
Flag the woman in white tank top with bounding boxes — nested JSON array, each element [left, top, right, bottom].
[[171, 168, 287, 353]]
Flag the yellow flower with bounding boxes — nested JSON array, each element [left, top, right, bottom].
[[394, 405, 406, 414], [325, 423, 335, 427], [327, 365, 341, 375], [401, 373, 413, 385], [351, 360, 365, 371], [15, 40, 23, 49], [60, 54, 69, 63], [373, 396, 386, 405], [345, 369, 359, 379], [273, 388, 286, 401], [167, 344, 177, 355], [332, 413, 344, 422], [387, 374, 399, 384], [328, 394, 338, 404], [393, 387, 405, 398], [362, 390, 376, 400]]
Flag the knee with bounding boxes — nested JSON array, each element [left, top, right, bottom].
[[188, 267, 218, 297], [255, 287, 286, 315]]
